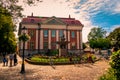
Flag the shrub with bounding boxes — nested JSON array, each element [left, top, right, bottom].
[[109, 50, 120, 80], [82, 53, 96, 63], [50, 49, 59, 56], [99, 50, 120, 80], [99, 68, 116, 80]]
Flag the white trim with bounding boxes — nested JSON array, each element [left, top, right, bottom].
[[56, 30, 59, 49], [36, 30, 38, 49], [40, 30, 43, 49], [68, 30, 70, 49]]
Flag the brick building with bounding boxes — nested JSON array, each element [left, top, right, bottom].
[[18, 15, 84, 55]]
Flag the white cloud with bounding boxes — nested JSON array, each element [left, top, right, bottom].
[[67, 0, 120, 42], [111, 25, 120, 31], [113, 2, 120, 14]]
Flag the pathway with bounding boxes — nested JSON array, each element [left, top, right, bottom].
[[0, 55, 109, 80]]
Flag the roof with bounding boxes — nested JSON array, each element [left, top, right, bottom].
[[21, 16, 83, 26]]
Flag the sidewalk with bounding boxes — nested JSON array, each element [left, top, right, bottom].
[[0, 55, 110, 80]]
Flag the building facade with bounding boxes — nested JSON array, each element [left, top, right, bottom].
[[18, 15, 84, 55]]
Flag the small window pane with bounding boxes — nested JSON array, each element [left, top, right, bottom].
[[71, 31, 75, 38], [44, 30, 48, 37], [59, 30, 64, 37], [52, 30, 56, 37]]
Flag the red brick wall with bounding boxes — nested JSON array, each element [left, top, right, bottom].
[[27, 29, 36, 49], [70, 30, 77, 49]]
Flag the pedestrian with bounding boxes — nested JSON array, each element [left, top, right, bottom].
[[5, 55, 9, 66], [14, 54, 18, 66], [9, 54, 13, 67], [3, 57, 6, 66]]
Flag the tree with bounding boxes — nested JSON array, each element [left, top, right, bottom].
[[0, 7, 17, 54], [88, 27, 111, 53], [88, 27, 106, 40], [107, 27, 120, 49], [82, 43, 87, 50], [89, 38, 111, 54], [0, 0, 43, 23]]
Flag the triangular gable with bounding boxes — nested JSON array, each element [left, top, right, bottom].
[[42, 16, 66, 25]]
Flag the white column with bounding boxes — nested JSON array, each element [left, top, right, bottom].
[[36, 30, 38, 49], [80, 30, 83, 49], [40, 30, 43, 49], [48, 30, 51, 49], [77, 31, 79, 49], [68, 30, 70, 49], [56, 30, 59, 49], [64, 30, 66, 39]]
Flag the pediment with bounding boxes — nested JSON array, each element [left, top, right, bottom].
[[43, 17, 66, 25]]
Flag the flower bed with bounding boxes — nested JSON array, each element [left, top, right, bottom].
[[25, 53, 97, 65], [25, 56, 81, 65]]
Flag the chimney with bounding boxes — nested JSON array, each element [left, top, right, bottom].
[[69, 14, 71, 18], [31, 12, 33, 17]]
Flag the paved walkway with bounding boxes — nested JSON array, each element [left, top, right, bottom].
[[0, 55, 109, 80]]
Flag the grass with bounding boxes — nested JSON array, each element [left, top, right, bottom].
[[30, 56, 80, 63]]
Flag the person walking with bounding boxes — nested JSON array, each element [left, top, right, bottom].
[[13, 54, 18, 66], [5, 55, 9, 66], [9, 54, 13, 67], [3, 57, 6, 66]]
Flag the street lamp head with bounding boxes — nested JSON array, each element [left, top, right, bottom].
[[22, 26, 27, 31], [37, 23, 41, 30], [38, 23, 41, 26]]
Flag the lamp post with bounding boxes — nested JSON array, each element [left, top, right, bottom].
[[38, 23, 41, 54], [20, 26, 27, 74]]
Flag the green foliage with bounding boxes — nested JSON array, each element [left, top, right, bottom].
[[30, 57, 70, 63], [107, 27, 120, 49], [50, 49, 59, 56], [88, 27, 106, 41], [99, 68, 116, 80], [0, 0, 43, 23], [89, 38, 111, 49], [82, 43, 87, 49], [82, 53, 96, 62], [19, 33, 30, 42], [0, 7, 17, 53], [109, 50, 120, 80], [99, 50, 120, 80]]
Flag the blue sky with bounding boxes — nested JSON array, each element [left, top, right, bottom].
[[21, 0, 120, 42], [91, 11, 120, 30], [72, 0, 120, 29]]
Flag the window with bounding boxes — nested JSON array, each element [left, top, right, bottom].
[[29, 42, 34, 50], [59, 30, 64, 37], [44, 30, 48, 37], [71, 31, 75, 38], [44, 42, 48, 49], [29, 30, 34, 37], [51, 30, 56, 37]]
